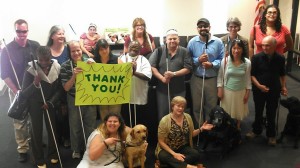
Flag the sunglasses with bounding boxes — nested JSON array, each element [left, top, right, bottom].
[[16, 30, 28, 34], [197, 25, 209, 28]]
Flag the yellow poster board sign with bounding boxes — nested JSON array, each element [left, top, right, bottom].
[[75, 61, 132, 105]]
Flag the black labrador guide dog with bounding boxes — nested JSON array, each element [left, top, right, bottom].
[[201, 106, 241, 158], [277, 96, 300, 149]]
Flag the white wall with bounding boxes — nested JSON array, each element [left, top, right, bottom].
[[0, 0, 295, 45]]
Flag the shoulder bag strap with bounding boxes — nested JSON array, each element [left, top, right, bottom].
[[147, 33, 153, 52]]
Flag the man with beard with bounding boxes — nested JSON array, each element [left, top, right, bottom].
[[187, 18, 224, 125]]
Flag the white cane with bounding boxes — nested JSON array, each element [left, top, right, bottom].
[[165, 45, 171, 113], [197, 33, 209, 146], [70, 62, 87, 146], [128, 72, 137, 127], [128, 104, 132, 128], [2, 39, 21, 90], [31, 56, 63, 168]]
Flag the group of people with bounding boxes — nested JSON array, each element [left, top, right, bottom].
[[0, 4, 293, 168]]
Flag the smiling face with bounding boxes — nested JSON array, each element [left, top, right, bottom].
[[52, 29, 65, 44], [68, 41, 82, 62], [231, 43, 243, 59], [15, 23, 28, 41], [106, 116, 121, 134], [197, 22, 211, 37], [228, 23, 239, 36], [166, 34, 179, 49], [134, 21, 145, 34], [265, 7, 278, 22], [172, 102, 185, 116]]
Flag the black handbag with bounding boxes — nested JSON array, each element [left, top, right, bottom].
[[7, 90, 29, 120]]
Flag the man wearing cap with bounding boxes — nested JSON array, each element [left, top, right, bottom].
[[187, 18, 224, 125], [149, 29, 192, 121]]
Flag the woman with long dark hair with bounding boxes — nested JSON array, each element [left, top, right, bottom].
[[249, 4, 293, 59]]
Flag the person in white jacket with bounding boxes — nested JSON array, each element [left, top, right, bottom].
[[217, 39, 251, 130]]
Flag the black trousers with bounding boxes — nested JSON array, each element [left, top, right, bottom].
[[158, 145, 200, 168], [29, 101, 57, 165], [252, 90, 280, 137]]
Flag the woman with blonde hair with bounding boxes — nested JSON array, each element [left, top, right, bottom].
[[155, 96, 213, 168]]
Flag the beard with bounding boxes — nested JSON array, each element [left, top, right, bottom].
[[200, 31, 209, 37]]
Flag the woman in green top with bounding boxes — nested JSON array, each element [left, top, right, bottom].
[[217, 39, 251, 130]]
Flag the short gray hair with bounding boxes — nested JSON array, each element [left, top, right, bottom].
[[226, 17, 242, 31]]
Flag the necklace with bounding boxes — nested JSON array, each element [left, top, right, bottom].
[[105, 139, 121, 166]]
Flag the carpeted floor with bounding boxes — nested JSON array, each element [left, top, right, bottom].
[[0, 76, 300, 168]]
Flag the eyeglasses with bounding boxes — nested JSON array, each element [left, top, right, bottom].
[[16, 30, 28, 34], [135, 25, 145, 28], [197, 25, 209, 28], [267, 11, 277, 16], [228, 26, 239, 29]]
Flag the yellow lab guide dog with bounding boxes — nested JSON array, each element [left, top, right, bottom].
[[124, 124, 148, 168]]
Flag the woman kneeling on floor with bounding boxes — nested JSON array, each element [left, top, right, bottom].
[[77, 113, 127, 168], [155, 96, 213, 168]]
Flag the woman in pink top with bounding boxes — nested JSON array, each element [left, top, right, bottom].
[[80, 23, 100, 60], [249, 4, 293, 59]]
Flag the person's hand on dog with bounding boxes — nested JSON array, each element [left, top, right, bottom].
[[201, 121, 214, 131], [173, 153, 185, 162], [281, 87, 288, 96]]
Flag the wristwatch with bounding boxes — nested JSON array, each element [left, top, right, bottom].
[[173, 71, 177, 76]]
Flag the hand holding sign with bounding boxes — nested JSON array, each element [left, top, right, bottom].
[[75, 61, 132, 105]]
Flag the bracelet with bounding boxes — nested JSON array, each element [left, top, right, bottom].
[[103, 140, 109, 149]]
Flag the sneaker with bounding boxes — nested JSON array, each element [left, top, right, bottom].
[[72, 151, 81, 159], [18, 153, 28, 162], [37, 163, 46, 168], [50, 159, 58, 164], [246, 131, 258, 139], [268, 137, 277, 146]]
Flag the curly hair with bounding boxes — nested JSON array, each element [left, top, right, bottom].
[[259, 4, 282, 34]]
